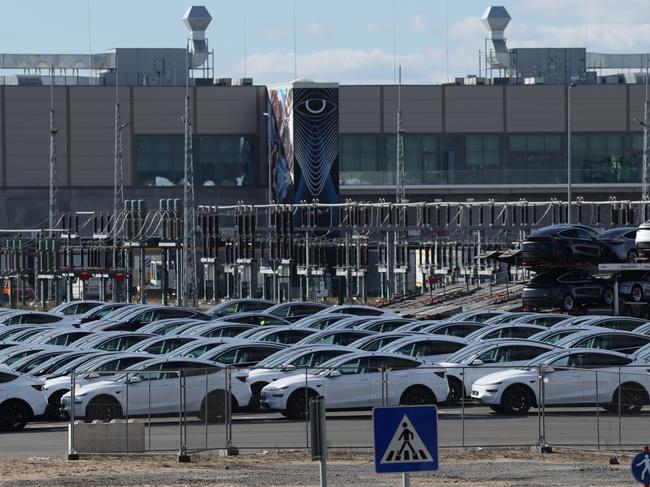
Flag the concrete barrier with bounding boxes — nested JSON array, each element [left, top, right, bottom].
[[69, 420, 145, 454]]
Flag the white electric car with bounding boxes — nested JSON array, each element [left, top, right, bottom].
[[260, 351, 448, 418], [472, 348, 650, 415], [0, 366, 48, 430]]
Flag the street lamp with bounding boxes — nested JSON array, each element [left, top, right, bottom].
[[567, 82, 576, 224]]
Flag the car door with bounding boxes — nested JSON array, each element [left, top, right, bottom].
[[127, 363, 180, 415], [572, 271, 603, 303], [323, 358, 373, 408], [543, 353, 596, 405], [568, 229, 601, 260], [381, 356, 422, 406]]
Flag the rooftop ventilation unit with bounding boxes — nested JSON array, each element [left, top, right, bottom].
[[482, 6, 511, 70], [182, 6, 212, 69]]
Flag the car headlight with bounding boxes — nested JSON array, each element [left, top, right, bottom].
[[267, 385, 290, 391], [482, 382, 502, 387]]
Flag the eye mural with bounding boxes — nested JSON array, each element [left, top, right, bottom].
[[267, 83, 340, 225], [292, 87, 340, 208]]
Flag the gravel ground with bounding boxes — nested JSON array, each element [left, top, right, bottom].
[[0, 449, 637, 487]]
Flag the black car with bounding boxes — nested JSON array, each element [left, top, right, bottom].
[[519, 225, 611, 267], [522, 270, 614, 312], [597, 227, 638, 263]]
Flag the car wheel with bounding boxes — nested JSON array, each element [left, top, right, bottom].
[[199, 389, 228, 423], [0, 401, 30, 431], [628, 251, 639, 263], [603, 288, 615, 306], [561, 294, 575, 312], [631, 285, 644, 303], [499, 385, 534, 416], [248, 382, 268, 412], [85, 395, 123, 422], [47, 389, 70, 420], [447, 378, 464, 406], [284, 388, 318, 420], [610, 383, 647, 414], [399, 386, 437, 406]]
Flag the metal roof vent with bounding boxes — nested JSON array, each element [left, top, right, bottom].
[[182, 6, 212, 68], [481, 6, 511, 69]]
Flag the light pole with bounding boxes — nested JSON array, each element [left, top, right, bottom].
[[262, 112, 272, 203], [567, 82, 575, 223]]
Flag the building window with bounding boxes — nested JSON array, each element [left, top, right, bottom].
[[387, 135, 439, 184], [136, 135, 255, 187], [572, 134, 630, 184], [508, 134, 564, 184], [340, 135, 382, 185], [466, 136, 499, 167]]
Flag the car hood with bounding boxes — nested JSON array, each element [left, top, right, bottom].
[[473, 368, 535, 386], [61, 379, 123, 399], [43, 375, 71, 390], [262, 373, 323, 390]]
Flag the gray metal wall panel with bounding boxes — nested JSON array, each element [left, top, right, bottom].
[[506, 85, 565, 132], [629, 85, 647, 130], [133, 87, 185, 134], [5, 86, 68, 187], [383, 86, 443, 132], [445, 86, 503, 133], [69, 86, 131, 186], [339, 86, 381, 133], [570, 85, 627, 131], [196, 86, 258, 134], [0, 89, 3, 187]]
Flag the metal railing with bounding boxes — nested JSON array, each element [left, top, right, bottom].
[[64, 364, 650, 456]]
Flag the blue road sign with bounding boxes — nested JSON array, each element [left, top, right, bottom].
[[373, 405, 438, 474], [631, 447, 650, 485]]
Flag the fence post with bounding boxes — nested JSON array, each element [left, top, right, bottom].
[[595, 370, 600, 451], [225, 366, 234, 452], [204, 368, 209, 450], [178, 370, 190, 462], [538, 365, 548, 451], [618, 367, 622, 448], [305, 367, 309, 450], [381, 366, 386, 406], [148, 374, 151, 450], [67, 371, 79, 460], [461, 366, 465, 448], [124, 372, 129, 454]]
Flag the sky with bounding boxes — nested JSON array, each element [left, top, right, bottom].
[[1, 0, 649, 85]]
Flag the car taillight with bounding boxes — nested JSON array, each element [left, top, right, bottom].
[[31, 384, 43, 391]]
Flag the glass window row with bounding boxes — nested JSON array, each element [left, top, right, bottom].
[[340, 133, 645, 186]]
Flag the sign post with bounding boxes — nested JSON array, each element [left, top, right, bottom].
[[310, 397, 328, 487], [373, 405, 439, 486]]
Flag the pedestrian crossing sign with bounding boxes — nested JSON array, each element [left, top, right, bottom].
[[373, 405, 439, 473]]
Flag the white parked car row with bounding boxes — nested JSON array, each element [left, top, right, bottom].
[[3, 301, 650, 429]]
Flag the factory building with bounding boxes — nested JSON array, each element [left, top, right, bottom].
[[0, 5, 647, 228]]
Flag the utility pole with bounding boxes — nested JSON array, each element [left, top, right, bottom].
[[183, 42, 198, 307], [394, 66, 406, 295], [49, 67, 58, 234], [642, 53, 649, 203]]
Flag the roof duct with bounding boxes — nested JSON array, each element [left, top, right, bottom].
[[182, 6, 212, 69], [482, 6, 511, 69]]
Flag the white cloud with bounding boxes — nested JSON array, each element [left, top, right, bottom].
[[241, 48, 441, 84], [407, 15, 431, 33], [304, 22, 333, 37]]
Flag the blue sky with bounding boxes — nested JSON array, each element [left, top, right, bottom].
[[1, 0, 648, 84]]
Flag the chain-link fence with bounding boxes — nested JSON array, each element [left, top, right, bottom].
[[64, 364, 650, 456]]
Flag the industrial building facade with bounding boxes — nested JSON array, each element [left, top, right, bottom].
[[0, 82, 646, 227]]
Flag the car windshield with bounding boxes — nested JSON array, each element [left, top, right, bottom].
[[444, 343, 490, 363], [524, 350, 566, 367]]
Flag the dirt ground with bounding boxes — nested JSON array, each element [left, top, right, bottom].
[[0, 448, 640, 487]]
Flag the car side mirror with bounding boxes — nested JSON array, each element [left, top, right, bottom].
[[86, 372, 100, 379], [283, 364, 297, 371], [543, 367, 555, 374], [127, 375, 141, 384], [471, 359, 484, 366], [328, 370, 341, 378]]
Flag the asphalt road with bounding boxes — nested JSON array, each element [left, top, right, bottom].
[[1, 407, 648, 458]]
